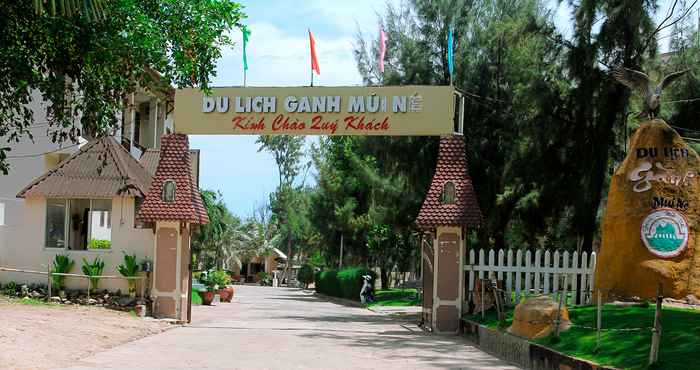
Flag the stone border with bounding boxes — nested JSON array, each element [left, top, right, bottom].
[[313, 292, 365, 307], [462, 320, 619, 370]]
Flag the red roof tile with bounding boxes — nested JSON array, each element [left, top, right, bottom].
[[136, 134, 209, 224], [416, 135, 482, 230]]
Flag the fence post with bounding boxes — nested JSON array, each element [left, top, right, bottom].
[[46, 257, 52, 302], [481, 278, 485, 320], [596, 290, 602, 351], [649, 283, 663, 366], [555, 275, 567, 338], [140, 277, 145, 301]]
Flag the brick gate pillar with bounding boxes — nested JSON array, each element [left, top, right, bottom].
[[151, 221, 192, 320], [136, 134, 209, 321], [416, 135, 481, 333]]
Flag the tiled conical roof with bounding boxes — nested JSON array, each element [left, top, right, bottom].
[[136, 134, 209, 224], [416, 135, 482, 230]]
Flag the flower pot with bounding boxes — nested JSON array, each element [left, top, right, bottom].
[[219, 286, 235, 302], [199, 290, 215, 305]]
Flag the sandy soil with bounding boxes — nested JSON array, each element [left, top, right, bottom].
[[0, 297, 171, 370]]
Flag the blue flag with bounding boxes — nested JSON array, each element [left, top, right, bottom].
[[447, 25, 454, 76]]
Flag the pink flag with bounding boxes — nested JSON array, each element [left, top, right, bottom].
[[379, 27, 387, 73]]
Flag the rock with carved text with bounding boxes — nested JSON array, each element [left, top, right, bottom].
[[596, 119, 700, 300]]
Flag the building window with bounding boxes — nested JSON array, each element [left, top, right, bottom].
[[441, 182, 456, 204], [45, 199, 112, 250], [162, 180, 176, 203]]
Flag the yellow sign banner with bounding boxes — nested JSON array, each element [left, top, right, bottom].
[[174, 86, 455, 136]]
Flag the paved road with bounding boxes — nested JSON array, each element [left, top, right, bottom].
[[61, 286, 519, 370]]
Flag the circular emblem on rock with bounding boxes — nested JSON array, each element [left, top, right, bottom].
[[640, 208, 689, 258]]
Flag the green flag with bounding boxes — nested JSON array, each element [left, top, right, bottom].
[[242, 28, 251, 71]]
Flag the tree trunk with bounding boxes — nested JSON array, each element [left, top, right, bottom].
[[379, 266, 389, 290], [285, 234, 293, 282]]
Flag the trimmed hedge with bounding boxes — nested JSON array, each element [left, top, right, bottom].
[[314, 266, 376, 301], [297, 264, 315, 286]]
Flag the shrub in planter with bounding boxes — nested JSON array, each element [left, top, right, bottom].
[[298, 264, 314, 289], [117, 253, 140, 298], [51, 254, 74, 293], [314, 267, 376, 301], [81, 257, 105, 293], [210, 270, 234, 302], [198, 272, 218, 305]]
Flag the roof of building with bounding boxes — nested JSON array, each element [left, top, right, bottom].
[[140, 148, 199, 180], [416, 135, 482, 230], [136, 133, 209, 224], [17, 137, 152, 199]]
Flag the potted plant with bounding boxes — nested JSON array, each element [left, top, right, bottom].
[[210, 270, 233, 302], [81, 257, 105, 294], [257, 271, 272, 286], [198, 272, 216, 305], [117, 253, 140, 298], [51, 254, 74, 298]]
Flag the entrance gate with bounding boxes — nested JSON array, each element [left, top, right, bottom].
[[137, 85, 480, 333]]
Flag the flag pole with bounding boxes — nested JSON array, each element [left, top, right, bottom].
[[309, 28, 314, 87], [244, 69, 247, 87]]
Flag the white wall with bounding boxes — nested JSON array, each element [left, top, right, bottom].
[[0, 196, 154, 293]]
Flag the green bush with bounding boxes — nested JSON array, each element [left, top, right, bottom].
[[314, 267, 376, 301], [117, 253, 140, 297], [2, 281, 19, 296], [88, 239, 111, 249], [297, 264, 314, 287], [81, 257, 105, 292], [209, 270, 230, 287], [51, 254, 74, 290]]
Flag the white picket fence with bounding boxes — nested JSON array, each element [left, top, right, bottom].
[[464, 249, 597, 306]]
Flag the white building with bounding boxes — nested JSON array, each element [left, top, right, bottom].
[[0, 82, 200, 293]]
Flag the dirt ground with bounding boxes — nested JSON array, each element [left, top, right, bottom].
[[0, 297, 171, 370]]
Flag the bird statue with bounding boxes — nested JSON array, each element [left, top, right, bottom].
[[612, 67, 689, 119]]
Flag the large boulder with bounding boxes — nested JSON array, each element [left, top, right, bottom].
[[596, 119, 700, 300], [507, 295, 570, 340]]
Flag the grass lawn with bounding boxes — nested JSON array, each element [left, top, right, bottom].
[[464, 303, 700, 369], [367, 288, 421, 307]]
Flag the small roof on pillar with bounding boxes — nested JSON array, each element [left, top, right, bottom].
[[136, 133, 209, 224], [17, 137, 152, 199], [416, 135, 482, 230]]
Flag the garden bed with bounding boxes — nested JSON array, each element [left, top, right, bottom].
[[463, 303, 700, 369], [367, 288, 421, 307]]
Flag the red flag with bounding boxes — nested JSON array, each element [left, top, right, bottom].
[[309, 30, 320, 75]]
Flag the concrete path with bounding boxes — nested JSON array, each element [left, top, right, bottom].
[[60, 286, 519, 370]]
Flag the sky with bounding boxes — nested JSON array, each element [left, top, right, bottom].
[[192, 0, 678, 218], [191, 0, 399, 217]]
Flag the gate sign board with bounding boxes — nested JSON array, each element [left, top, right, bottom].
[[174, 86, 455, 136]]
